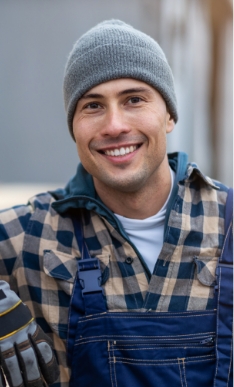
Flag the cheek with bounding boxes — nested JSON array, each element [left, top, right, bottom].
[[76, 138, 90, 160], [73, 129, 89, 160], [142, 118, 165, 139], [73, 121, 90, 146], [73, 115, 101, 143], [139, 106, 166, 127]]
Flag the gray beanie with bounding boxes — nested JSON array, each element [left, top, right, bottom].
[[64, 20, 178, 140]]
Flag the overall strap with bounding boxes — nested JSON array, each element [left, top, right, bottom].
[[67, 213, 106, 367], [72, 214, 106, 315], [214, 188, 233, 387]]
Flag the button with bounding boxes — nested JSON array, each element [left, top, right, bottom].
[[125, 257, 133, 264]]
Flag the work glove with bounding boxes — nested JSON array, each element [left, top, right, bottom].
[[0, 281, 59, 387]]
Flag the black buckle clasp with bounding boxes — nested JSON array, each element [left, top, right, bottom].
[[78, 258, 103, 297]]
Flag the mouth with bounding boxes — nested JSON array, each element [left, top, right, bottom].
[[100, 145, 140, 157]]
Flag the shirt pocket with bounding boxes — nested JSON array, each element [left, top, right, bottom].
[[43, 249, 77, 282], [193, 256, 217, 287], [186, 256, 218, 310], [42, 249, 78, 334]]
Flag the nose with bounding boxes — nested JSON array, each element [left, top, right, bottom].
[[100, 106, 131, 137]]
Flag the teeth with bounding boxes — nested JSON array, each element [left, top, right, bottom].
[[105, 145, 137, 157]]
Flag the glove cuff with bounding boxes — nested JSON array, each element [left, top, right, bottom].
[[0, 281, 22, 313], [0, 301, 33, 340]]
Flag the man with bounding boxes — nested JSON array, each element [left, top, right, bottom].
[[0, 20, 232, 387]]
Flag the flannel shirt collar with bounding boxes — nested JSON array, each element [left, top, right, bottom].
[[51, 152, 219, 219]]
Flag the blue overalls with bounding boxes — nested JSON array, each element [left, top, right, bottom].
[[67, 188, 233, 387]]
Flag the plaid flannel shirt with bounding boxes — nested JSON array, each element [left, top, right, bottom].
[[0, 152, 229, 386]]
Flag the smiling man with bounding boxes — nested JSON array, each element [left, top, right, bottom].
[[0, 20, 232, 387]]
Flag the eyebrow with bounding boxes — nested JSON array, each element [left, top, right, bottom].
[[81, 87, 152, 100], [118, 87, 152, 96]]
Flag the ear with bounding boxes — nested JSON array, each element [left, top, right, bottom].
[[165, 112, 175, 134]]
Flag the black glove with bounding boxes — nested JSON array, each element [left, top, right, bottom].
[[0, 281, 59, 387]]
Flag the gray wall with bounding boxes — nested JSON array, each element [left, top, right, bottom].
[[0, 0, 145, 184]]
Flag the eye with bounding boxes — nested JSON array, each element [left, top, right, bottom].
[[85, 102, 102, 109], [128, 96, 142, 104]]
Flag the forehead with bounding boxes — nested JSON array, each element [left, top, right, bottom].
[[82, 78, 157, 97]]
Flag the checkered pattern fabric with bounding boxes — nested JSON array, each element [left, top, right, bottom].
[[0, 154, 229, 386]]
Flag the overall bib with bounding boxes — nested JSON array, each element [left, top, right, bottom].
[[68, 188, 233, 387]]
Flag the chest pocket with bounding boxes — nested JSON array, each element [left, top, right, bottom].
[[194, 256, 217, 287], [43, 250, 77, 334], [43, 249, 77, 282], [186, 256, 217, 310]]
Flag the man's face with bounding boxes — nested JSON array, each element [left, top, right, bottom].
[[73, 78, 174, 194]]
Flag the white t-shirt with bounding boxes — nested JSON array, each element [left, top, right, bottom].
[[115, 168, 175, 273]]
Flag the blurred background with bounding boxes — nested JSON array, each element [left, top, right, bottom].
[[0, 0, 233, 209]]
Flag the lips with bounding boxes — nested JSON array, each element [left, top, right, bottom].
[[90, 134, 146, 157]]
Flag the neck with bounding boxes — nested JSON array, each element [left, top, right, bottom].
[[94, 161, 172, 220]]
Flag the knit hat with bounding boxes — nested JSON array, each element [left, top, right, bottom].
[[64, 19, 178, 140]]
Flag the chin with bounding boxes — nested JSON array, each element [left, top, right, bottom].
[[99, 174, 149, 193]]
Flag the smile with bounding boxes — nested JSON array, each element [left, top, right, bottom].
[[104, 145, 138, 157]]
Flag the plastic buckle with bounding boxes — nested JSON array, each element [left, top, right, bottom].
[[78, 258, 103, 297]]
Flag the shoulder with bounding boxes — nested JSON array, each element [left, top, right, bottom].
[[0, 192, 57, 236], [174, 163, 230, 228], [184, 163, 229, 199], [0, 203, 32, 238], [28, 191, 58, 213], [169, 153, 230, 207]]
